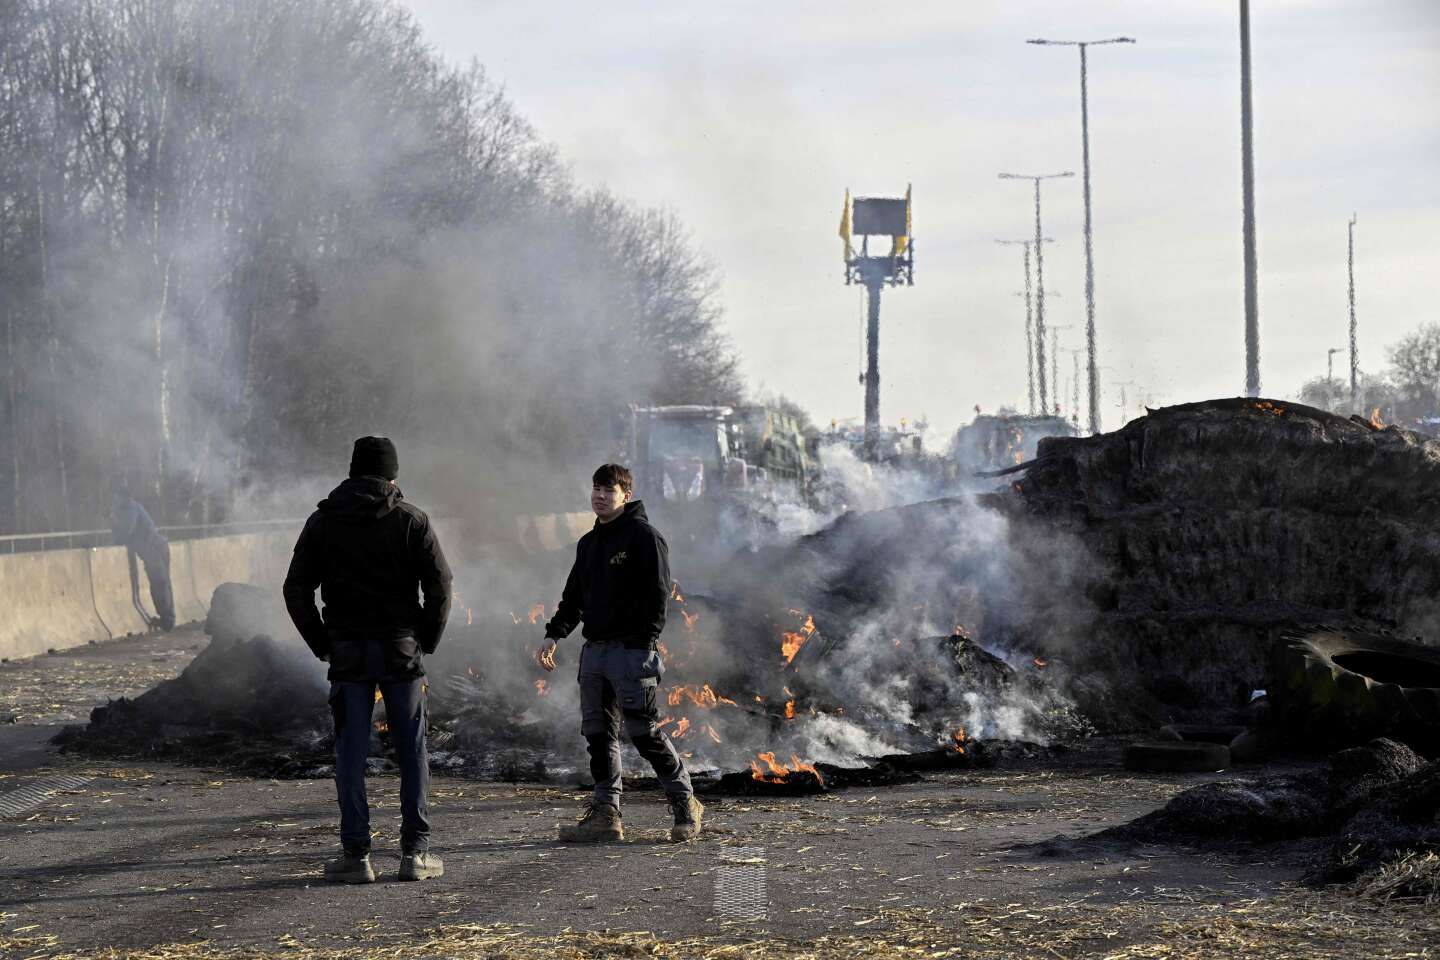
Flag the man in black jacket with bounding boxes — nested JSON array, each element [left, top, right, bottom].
[[536, 463, 703, 843], [284, 437, 452, 883]]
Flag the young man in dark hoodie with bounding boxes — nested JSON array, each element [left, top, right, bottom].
[[536, 463, 703, 843], [284, 437, 452, 883]]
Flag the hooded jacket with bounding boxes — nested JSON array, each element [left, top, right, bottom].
[[544, 500, 671, 649], [283, 477, 452, 677], [111, 496, 168, 563]]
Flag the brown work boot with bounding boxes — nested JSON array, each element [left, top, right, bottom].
[[669, 796, 704, 842], [397, 850, 444, 881], [323, 850, 376, 884], [557, 801, 623, 842]]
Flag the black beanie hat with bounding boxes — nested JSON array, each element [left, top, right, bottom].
[[349, 436, 399, 480]]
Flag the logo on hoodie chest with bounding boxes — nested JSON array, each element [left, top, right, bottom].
[[609, 550, 627, 566]]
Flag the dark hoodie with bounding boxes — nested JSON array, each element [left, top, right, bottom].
[[544, 500, 671, 649], [283, 477, 452, 677]]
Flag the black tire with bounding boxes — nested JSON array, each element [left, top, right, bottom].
[[1123, 741, 1230, 773], [1157, 723, 1248, 745], [1272, 628, 1440, 747]]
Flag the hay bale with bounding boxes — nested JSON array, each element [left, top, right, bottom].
[[205, 582, 289, 645]]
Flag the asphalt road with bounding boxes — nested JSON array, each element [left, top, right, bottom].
[[0, 738, 1305, 950], [1, 631, 1435, 957]]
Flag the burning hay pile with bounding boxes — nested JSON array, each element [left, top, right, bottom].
[[61, 398, 1440, 784], [58, 566, 1064, 787]]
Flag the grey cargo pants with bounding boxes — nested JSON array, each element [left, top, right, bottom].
[[578, 640, 693, 809]]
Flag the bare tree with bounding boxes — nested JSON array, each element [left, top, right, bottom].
[[0, 0, 748, 533]]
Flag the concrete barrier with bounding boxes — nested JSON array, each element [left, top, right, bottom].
[[515, 512, 592, 552], [167, 541, 208, 625], [249, 533, 295, 587], [558, 512, 592, 543], [183, 537, 244, 621], [87, 546, 151, 639], [186, 537, 237, 609], [0, 529, 300, 661], [0, 550, 106, 660]]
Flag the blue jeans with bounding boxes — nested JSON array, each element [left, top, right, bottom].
[[136, 543, 175, 630], [329, 678, 430, 854], [578, 640, 693, 808]]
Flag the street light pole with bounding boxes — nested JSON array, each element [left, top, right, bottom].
[[1115, 380, 1140, 424], [1239, 0, 1260, 396], [1050, 324, 1074, 418], [998, 237, 1054, 415], [1065, 349, 1084, 430], [1348, 214, 1359, 411], [1028, 35, 1134, 434], [1000, 171, 1073, 417]]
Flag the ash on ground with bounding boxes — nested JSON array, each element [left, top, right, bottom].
[[1034, 738, 1440, 902]]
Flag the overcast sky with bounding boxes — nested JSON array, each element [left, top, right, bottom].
[[403, 0, 1440, 436]]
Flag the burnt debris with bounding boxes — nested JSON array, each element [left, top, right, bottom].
[[58, 399, 1440, 782], [58, 583, 1052, 784], [1062, 738, 1440, 890], [54, 633, 333, 777]]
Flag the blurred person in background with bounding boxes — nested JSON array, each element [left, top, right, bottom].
[[110, 478, 174, 632]]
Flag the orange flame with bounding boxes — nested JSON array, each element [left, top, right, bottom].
[[681, 608, 699, 631], [666, 684, 738, 709], [1033, 657, 1047, 669], [1370, 407, 1385, 428], [527, 603, 547, 625], [749, 752, 825, 786], [535, 679, 548, 696], [372, 689, 387, 733], [784, 700, 796, 720], [674, 717, 692, 739], [781, 613, 817, 666], [705, 725, 722, 744]]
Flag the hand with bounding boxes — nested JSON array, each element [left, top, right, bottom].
[[536, 638, 558, 672]]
